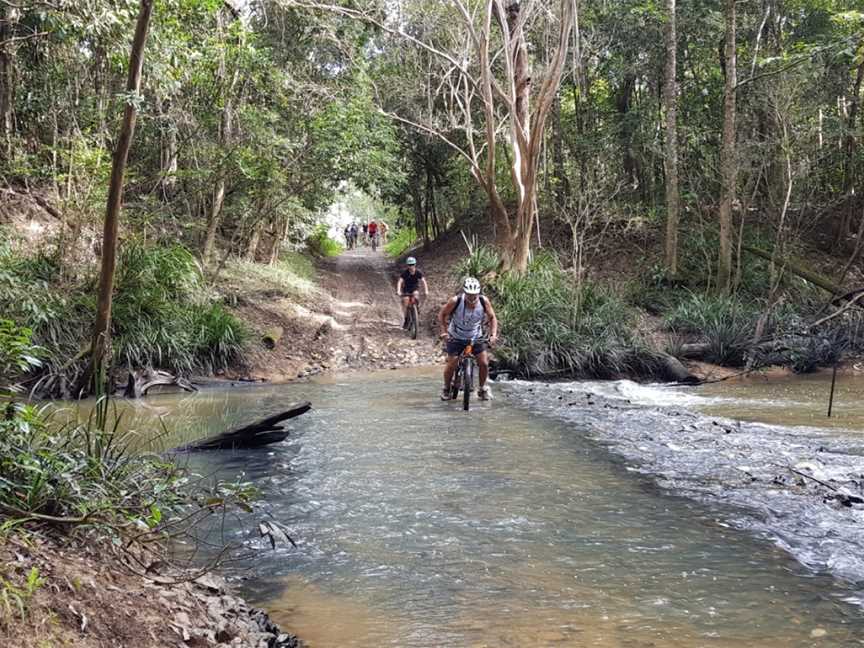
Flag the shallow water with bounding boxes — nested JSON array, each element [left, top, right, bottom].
[[150, 370, 864, 647], [572, 373, 864, 433]]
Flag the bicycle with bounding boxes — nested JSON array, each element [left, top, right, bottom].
[[371, 232, 379, 251], [447, 335, 487, 411], [400, 293, 420, 339]]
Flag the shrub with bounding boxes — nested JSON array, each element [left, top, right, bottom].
[[111, 242, 247, 374], [305, 224, 344, 257], [452, 244, 500, 282], [385, 226, 417, 258], [664, 293, 758, 366], [490, 254, 662, 378]]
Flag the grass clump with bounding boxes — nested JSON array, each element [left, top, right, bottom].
[[664, 293, 759, 365], [111, 242, 247, 375], [488, 253, 662, 378], [0, 241, 247, 394], [453, 244, 500, 282], [385, 227, 417, 258], [306, 224, 344, 257]]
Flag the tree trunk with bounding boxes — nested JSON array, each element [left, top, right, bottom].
[[0, 7, 19, 160], [202, 9, 240, 265], [663, 0, 680, 278], [615, 74, 638, 188], [718, 0, 737, 294], [80, 0, 154, 397], [159, 99, 178, 198], [245, 219, 262, 261]]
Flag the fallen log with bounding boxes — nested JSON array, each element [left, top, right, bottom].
[[173, 401, 311, 451], [262, 326, 284, 349], [124, 369, 197, 398], [657, 352, 699, 384]]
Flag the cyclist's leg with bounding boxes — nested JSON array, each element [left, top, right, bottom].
[[401, 295, 410, 325], [476, 349, 490, 388]]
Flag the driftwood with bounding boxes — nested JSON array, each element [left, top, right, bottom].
[[657, 352, 699, 384], [262, 326, 284, 349], [174, 401, 311, 451], [124, 369, 197, 398]]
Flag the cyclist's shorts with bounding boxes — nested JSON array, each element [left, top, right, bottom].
[[446, 338, 486, 356]]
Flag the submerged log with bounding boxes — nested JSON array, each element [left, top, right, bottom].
[[124, 369, 197, 398], [174, 401, 311, 452]]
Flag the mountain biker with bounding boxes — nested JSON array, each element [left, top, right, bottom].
[[368, 220, 378, 246], [395, 257, 429, 328], [437, 277, 499, 401], [379, 220, 389, 244]]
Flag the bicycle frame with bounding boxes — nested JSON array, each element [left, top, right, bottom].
[[448, 336, 486, 411]]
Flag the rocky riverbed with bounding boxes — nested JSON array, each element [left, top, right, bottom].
[[503, 379, 864, 600]]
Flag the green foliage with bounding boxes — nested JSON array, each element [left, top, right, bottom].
[[489, 254, 662, 378], [664, 293, 760, 366], [452, 244, 500, 282], [385, 227, 418, 258], [111, 242, 247, 373], [0, 567, 44, 627], [0, 396, 258, 554], [0, 321, 42, 394], [305, 224, 344, 258]]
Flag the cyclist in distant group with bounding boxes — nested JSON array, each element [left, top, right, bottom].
[[395, 256, 429, 329], [437, 276, 498, 401], [368, 220, 379, 247], [379, 220, 389, 244], [344, 223, 354, 249], [361, 222, 368, 243]]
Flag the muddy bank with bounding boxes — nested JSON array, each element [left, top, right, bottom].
[[0, 534, 301, 648], [502, 379, 864, 597]]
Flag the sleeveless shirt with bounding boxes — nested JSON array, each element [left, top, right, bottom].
[[448, 294, 485, 340]]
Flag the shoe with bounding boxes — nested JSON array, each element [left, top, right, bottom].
[[478, 386, 492, 401], [440, 387, 452, 401]]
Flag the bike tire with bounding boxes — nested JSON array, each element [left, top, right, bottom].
[[462, 357, 472, 411], [409, 304, 418, 339], [450, 363, 461, 401]]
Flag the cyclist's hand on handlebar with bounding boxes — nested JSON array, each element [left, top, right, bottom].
[[489, 334, 499, 347]]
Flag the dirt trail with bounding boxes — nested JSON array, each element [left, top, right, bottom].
[[239, 246, 446, 382]]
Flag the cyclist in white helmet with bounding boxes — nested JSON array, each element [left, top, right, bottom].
[[437, 276, 499, 401]]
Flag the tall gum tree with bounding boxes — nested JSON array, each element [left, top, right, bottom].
[[285, 0, 575, 273], [718, 0, 737, 294], [80, 0, 154, 396]]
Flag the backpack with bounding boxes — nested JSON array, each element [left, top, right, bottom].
[[455, 292, 487, 314]]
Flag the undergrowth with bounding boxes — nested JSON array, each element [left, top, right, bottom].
[[464, 249, 664, 379], [384, 226, 417, 258], [0, 240, 246, 394], [306, 224, 344, 257]]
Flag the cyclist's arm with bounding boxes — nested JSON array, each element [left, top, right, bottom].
[[421, 277, 429, 296], [438, 297, 458, 337], [484, 299, 499, 342], [396, 277, 404, 295]]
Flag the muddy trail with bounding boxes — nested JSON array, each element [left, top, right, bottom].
[[236, 246, 449, 383]]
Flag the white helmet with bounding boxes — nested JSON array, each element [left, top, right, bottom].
[[463, 277, 481, 295], [406, 257, 417, 265]]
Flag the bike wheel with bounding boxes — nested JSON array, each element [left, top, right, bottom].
[[462, 357, 472, 411], [409, 304, 418, 339], [450, 363, 461, 401]]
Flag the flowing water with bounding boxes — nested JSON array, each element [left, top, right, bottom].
[[108, 370, 864, 646]]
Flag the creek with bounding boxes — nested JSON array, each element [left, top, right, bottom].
[[90, 369, 864, 646]]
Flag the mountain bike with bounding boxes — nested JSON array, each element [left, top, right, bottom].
[[401, 293, 420, 339], [448, 336, 487, 411], [371, 232, 379, 251]]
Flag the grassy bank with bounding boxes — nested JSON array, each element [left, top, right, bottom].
[[0, 237, 247, 397]]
